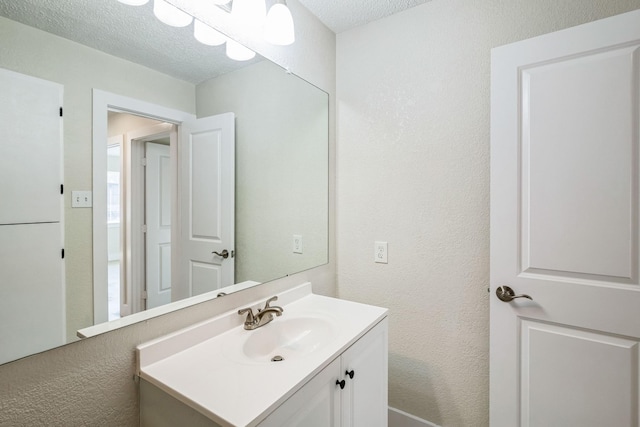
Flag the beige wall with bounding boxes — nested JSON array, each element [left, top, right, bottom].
[[0, 16, 196, 340], [197, 60, 329, 284], [335, 1, 640, 425], [0, 0, 336, 424]]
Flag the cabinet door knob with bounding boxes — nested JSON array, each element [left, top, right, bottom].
[[336, 379, 346, 390], [345, 370, 355, 379]]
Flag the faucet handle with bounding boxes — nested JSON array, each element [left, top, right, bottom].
[[264, 296, 278, 308], [238, 307, 255, 323], [263, 296, 283, 312]]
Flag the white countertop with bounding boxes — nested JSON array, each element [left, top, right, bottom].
[[136, 282, 388, 426]]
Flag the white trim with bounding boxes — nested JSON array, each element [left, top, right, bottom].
[[388, 407, 438, 427], [92, 89, 194, 325]]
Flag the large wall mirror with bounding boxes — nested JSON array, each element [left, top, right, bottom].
[[0, 0, 329, 365]]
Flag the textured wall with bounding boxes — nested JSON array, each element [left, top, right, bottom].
[[335, 1, 640, 425], [0, 1, 336, 424]]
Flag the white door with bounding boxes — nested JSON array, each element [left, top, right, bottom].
[[490, 10, 640, 427], [178, 113, 235, 299], [0, 68, 64, 364], [145, 142, 172, 309]]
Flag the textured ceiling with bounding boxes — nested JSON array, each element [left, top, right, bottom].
[[298, 0, 431, 34], [0, 0, 429, 84], [0, 0, 257, 84]]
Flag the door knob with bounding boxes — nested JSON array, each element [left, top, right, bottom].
[[496, 286, 532, 302], [212, 249, 230, 259], [336, 379, 346, 390]]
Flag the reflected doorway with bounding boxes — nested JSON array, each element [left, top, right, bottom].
[[107, 112, 175, 319]]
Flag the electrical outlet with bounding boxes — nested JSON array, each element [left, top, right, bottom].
[[293, 234, 303, 254], [375, 241, 388, 264], [72, 191, 92, 208]]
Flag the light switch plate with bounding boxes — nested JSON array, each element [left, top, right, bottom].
[[72, 191, 92, 208]]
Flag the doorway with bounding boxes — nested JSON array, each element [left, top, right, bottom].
[[92, 90, 236, 326], [106, 113, 176, 319]]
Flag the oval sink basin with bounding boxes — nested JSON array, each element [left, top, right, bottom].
[[229, 316, 336, 363]]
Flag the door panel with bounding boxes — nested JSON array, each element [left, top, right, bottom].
[[0, 68, 62, 225], [191, 130, 222, 239], [522, 47, 637, 280], [179, 113, 235, 299], [0, 223, 64, 364], [146, 142, 172, 309], [190, 261, 222, 296], [490, 9, 640, 427], [521, 320, 638, 426]]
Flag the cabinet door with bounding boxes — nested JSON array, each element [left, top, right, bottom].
[[341, 319, 388, 427], [0, 222, 65, 364], [0, 68, 63, 225], [259, 358, 342, 427]]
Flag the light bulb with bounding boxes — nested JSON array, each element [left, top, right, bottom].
[[226, 39, 256, 61], [153, 0, 193, 27], [117, 0, 149, 5], [265, 3, 295, 45], [194, 20, 226, 46], [231, 0, 266, 30]]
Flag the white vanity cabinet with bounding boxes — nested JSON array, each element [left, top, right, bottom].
[[259, 319, 388, 427], [137, 284, 388, 427]]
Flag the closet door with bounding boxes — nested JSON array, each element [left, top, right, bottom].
[[0, 68, 63, 224], [0, 68, 65, 364]]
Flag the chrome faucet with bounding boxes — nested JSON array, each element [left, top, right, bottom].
[[238, 296, 284, 330]]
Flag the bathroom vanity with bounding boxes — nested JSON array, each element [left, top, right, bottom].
[[137, 283, 388, 426]]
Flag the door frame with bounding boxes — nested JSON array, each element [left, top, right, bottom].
[[92, 89, 194, 324]]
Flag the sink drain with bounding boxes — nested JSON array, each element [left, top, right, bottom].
[[271, 355, 284, 362]]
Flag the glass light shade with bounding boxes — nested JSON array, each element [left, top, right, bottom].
[[226, 39, 256, 61], [117, 0, 150, 5], [231, 0, 266, 29], [264, 3, 295, 45], [211, 0, 231, 4], [153, 0, 193, 27], [194, 20, 226, 46]]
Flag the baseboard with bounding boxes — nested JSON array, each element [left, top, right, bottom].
[[388, 407, 439, 427]]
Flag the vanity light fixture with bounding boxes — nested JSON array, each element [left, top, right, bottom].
[[226, 38, 256, 61], [153, 0, 193, 27], [194, 19, 227, 46], [117, 0, 295, 61], [231, 0, 267, 29], [265, 0, 295, 45]]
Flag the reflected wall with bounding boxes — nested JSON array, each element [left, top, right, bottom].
[[0, 15, 196, 340], [197, 61, 328, 284]]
